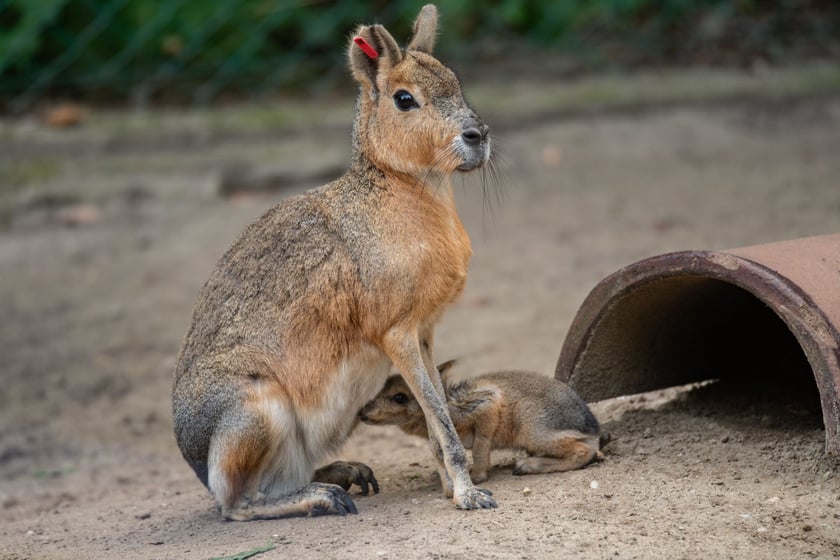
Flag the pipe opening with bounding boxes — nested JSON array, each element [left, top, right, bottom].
[[569, 276, 821, 413]]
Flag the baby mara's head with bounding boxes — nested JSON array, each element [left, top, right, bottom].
[[359, 360, 457, 431], [359, 374, 422, 428]]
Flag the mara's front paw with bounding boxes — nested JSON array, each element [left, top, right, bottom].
[[453, 486, 497, 510], [314, 461, 380, 495]]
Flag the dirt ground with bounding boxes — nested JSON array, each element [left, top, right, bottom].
[[1, 68, 840, 559]]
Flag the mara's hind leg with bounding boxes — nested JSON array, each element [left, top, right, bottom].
[[207, 410, 357, 521], [512, 432, 600, 476], [220, 483, 358, 521]]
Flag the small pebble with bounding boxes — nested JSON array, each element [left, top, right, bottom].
[[57, 204, 101, 227], [590, 481, 600, 490], [522, 487, 531, 496], [541, 145, 563, 166], [42, 103, 88, 128]]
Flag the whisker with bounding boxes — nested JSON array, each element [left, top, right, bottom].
[[488, 148, 506, 210], [478, 139, 507, 231]]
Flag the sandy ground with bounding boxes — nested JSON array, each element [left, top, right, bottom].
[[1, 71, 840, 559]]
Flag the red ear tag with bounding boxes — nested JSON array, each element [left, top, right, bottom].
[[353, 36, 379, 59]]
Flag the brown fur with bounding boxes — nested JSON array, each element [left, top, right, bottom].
[[359, 362, 608, 483], [172, 4, 495, 520]]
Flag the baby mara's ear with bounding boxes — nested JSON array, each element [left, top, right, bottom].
[[407, 4, 438, 54], [436, 359, 457, 384], [348, 24, 402, 99]]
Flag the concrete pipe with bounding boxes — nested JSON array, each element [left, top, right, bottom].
[[555, 234, 840, 454]]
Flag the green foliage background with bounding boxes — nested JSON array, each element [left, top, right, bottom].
[[1, 0, 838, 108]]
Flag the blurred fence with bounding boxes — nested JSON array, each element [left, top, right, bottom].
[[1, 0, 839, 114], [0, 0, 389, 112]]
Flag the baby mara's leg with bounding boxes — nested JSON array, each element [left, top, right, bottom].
[[512, 432, 600, 476]]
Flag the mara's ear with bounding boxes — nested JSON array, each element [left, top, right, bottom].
[[407, 4, 438, 53], [348, 23, 402, 98]]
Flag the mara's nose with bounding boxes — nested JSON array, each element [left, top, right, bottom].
[[461, 124, 489, 146]]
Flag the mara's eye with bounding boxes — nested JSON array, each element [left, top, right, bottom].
[[393, 90, 419, 111], [392, 393, 409, 404]]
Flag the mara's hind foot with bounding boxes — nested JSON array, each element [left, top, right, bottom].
[[221, 483, 358, 521], [315, 461, 380, 495]]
